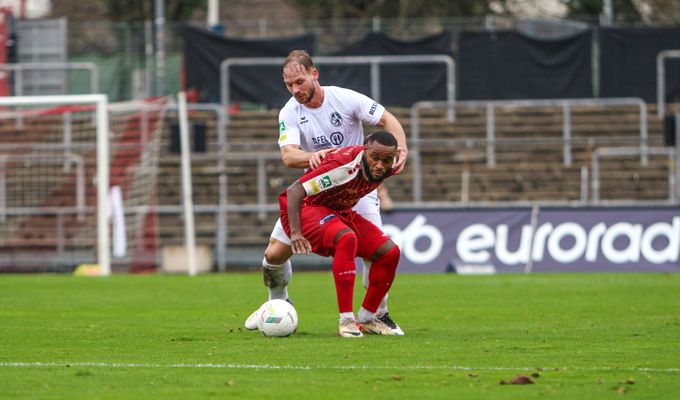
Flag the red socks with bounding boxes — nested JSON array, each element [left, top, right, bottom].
[[331, 230, 401, 315], [331, 233, 357, 313], [362, 246, 400, 313]]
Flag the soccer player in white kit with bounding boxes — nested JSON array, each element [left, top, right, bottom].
[[244, 50, 408, 335]]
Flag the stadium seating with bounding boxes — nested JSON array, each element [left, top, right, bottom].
[[0, 101, 674, 269], [150, 102, 673, 250]]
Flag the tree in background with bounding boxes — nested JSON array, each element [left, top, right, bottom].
[[634, 0, 680, 23], [47, 0, 679, 25], [49, 0, 204, 21], [562, 0, 642, 22], [106, 0, 204, 21], [289, 0, 494, 19], [287, 0, 680, 24]]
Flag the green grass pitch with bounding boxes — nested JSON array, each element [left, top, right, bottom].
[[1, 272, 679, 399]]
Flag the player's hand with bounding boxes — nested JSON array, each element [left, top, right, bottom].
[[393, 146, 408, 174], [309, 148, 339, 170], [290, 234, 312, 255]]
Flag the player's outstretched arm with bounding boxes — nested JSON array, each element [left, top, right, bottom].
[[281, 145, 338, 170], [286, 181, 312, 254], [377, 110, 408, 174]]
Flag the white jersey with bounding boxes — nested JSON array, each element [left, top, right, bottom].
[[271, 86, 386, 245], [277, 86, 385, 151]]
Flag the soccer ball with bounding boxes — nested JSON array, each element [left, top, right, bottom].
[[257, 299, 298, 337]]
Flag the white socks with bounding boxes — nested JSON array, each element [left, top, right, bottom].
[[262, 258, 292, 300], [362, 259, 371, 288], [357, 307, 375, 324], [339, 312, 355, 321]]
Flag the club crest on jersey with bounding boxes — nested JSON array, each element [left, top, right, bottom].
[[279, 121, 285, 132], [330, 111, 343, 127], [330, 132, 344, 146]]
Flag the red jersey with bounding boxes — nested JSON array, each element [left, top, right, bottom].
[[288, 145, 392, 211]]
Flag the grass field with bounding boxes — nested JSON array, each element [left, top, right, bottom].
[[1, 272, 679, 399]]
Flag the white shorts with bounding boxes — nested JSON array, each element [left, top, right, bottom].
[[271, 189, 381, 245]]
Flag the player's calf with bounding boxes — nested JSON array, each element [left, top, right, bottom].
[[244, 257, 293, 330], [358, 244, 404, 335], [362, 245, 400, 312], [330, 230, 358, 314]]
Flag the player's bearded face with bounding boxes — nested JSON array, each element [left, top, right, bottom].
[[297, 84, 315, 104], [283, 63, 316, 104], [363, 143, 396, 183]]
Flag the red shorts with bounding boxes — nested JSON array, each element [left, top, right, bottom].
[[280, 202, 389, 258]]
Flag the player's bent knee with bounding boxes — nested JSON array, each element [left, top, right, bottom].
[[379, 244, 400, 266], [329, 228, 357, 257], [318, 222, 356, 256], [264, 238, 293, 265], [369, 239, 397, 262], [367, 245, 400, 289], [333, 228, 356, 246]]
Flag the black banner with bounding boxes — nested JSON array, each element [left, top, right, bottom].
[[327, 32, 452, 106], [181, 25, 315, 107], [600, 27, 680, 103], [458, 30, 592, 100]]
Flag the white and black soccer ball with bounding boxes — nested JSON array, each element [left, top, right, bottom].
[[257, 299, 298, 337]]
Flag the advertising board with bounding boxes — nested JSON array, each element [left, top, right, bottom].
[[382, 207, 680, 273]]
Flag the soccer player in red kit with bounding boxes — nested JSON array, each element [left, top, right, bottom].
[[280, 131, 401, 337]]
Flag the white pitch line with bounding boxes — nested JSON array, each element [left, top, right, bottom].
[[0, 362, 679, 373]]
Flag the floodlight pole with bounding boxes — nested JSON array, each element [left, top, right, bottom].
[[602, 0, 613, 26], [154, 0, 165, 96], [208, 0, 219, 28]]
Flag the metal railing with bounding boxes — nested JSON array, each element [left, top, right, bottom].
[[144, 150, 282, 272], [590, 146, 676, 204], [109, 102, 228, 152], [656, 49, 680, 120], [0, 101, 227, 159], [409, 136, 645, 204], [410, 98, 649, 202], [0, 135, 672, 271], [220, 55, 455, 121], [0, 63, 99, 129], [0, 62, 99, 97]]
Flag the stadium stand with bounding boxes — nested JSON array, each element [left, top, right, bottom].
[[150, 101, 672, 255], [0, 99, 674, 270]]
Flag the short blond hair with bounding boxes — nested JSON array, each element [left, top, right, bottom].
[[283, 50, 315, 71]]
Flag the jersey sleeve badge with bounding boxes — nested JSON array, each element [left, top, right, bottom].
[[278, 121, 287, 142]]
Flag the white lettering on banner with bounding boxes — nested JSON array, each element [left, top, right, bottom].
[[531, 222, 552, 261], [601, 222, 642, 263], [496, 224, 533, 264], [382, 215, 443, 264], [641, 218, 680, 263], [456, 224, 494, 263], [456, 217, 680, 265], [585, 223, 606, 262], [547, 222, 587, 263]]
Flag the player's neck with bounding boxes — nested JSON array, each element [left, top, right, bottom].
[[304, 85, 325, 109]]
